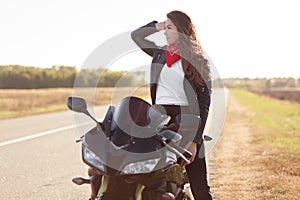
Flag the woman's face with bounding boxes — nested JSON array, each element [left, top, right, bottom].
[[164, 18, 179, 45]]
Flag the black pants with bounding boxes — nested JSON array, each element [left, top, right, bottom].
[[154, 104, 212, 200]]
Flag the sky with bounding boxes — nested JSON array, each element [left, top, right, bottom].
[[0, 0, 299, 78]]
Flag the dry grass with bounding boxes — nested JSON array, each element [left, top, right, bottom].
[[0, 87, 149, 119], [248, 127, 300, 199], [231, 89, 300, 199], [209, 90, 300, 199]]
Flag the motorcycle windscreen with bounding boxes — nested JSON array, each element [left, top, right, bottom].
[[110, 96, 169, 146]]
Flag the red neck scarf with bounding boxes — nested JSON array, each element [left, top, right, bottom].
[[166, 43, 181, 67]]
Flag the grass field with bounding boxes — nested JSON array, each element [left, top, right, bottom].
[[231, 89, 300, 155], [0, 87, 150, 119], [230, 89, 300, 198]]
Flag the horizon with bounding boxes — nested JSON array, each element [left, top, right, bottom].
[[1, 64, 299, 80]]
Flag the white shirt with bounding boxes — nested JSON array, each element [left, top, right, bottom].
[[156, 59, 189, 106]]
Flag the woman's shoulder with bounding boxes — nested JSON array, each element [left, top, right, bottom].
[[151, 45, 167, 55], [160, 45, 168, 52]]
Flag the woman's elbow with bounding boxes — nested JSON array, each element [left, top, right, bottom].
[[131, 30, 139, 42]]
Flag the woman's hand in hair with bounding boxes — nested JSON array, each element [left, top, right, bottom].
[[155, 21, 166, 31]]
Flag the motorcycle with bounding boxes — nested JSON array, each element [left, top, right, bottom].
[[67, 95, 204, 200]]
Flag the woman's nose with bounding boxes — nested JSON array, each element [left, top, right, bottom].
[[164, 30, 168, 36]]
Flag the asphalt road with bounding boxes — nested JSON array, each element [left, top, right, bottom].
[[0, 105, 109, 200]]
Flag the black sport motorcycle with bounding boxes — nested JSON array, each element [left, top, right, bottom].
[[67, 96, 202, 200]]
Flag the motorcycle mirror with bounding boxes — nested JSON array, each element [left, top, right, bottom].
[[67, 96, 100, 124], [67, 96, 87, 113], [175, 114, 201, 131]]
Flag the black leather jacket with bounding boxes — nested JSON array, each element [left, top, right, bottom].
[[131, 21, 211, 144]]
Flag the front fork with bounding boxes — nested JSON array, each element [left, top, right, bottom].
[[88, 167, 102, 200]]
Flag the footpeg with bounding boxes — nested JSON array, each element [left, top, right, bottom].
[[72, 177, 91, 185]]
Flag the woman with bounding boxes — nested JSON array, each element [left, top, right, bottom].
[[131, 10, 213, 200]]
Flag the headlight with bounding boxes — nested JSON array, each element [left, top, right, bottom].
[[121, 158, 160, 174], [83, 145, 105, 172]]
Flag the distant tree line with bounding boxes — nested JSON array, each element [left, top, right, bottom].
[[223, 77, 300, 91], [0, 65, 146, 89]]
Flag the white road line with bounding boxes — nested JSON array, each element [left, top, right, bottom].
[[0, 121, 92, 147]]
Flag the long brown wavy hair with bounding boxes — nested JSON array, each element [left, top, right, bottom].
[[167, 10, 211, 88]]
